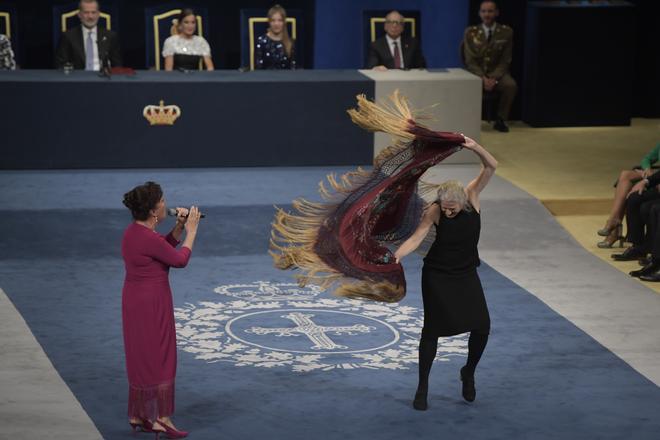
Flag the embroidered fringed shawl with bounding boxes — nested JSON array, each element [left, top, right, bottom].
[[270, 91, 464, 302]]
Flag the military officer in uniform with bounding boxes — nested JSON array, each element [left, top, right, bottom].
[[462, 1, 517, 132]]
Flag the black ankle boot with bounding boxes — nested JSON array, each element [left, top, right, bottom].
[[460, 366, 476, 402], [413, 389, 428, 410]]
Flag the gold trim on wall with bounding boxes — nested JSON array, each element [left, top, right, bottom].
[[153, 10, 204, 71], [370, 17, 415, 42], [248, 17, 296, 71], [0, 12, 10, 38], [61, 9, 112, 32]]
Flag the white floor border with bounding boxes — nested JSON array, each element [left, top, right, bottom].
[[0, 288, 103, 439]]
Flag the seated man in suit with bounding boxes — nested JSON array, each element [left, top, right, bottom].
[[462, 1, 517, 132], [55, 0, 121, 70], [367, 10, 425, 71]]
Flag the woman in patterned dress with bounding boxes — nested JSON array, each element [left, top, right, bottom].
[[255, 4, 296, 69]]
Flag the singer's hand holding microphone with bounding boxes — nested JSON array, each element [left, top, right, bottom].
[[167, 206, 203, 234]]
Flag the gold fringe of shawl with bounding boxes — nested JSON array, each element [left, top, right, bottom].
[[270, 91, 428, 302], [270, 167, 371, 290], [347, 90, 440, 170], [346, 90, 416, 141], [271, 167, 408, 302]]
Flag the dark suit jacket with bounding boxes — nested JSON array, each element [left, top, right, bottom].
[[367, 35, 426, 69], [647, 169, 660, 188], [55, 25, 122, 69]]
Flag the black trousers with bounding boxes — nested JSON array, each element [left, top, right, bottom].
[[649, 203, 660, 259], [625, 188, 660, 247]]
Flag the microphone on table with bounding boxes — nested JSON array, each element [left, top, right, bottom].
[[97, 36, 112, 78], [167, 208, 206, 219]]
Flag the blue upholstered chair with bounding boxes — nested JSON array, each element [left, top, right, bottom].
[[144, 3, 208, 70], [239, 8, 303, 70]]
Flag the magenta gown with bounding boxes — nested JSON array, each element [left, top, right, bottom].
[[121, 222, 191, 420]]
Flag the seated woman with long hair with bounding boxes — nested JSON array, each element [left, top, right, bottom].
[[254, 4, 296, 69]]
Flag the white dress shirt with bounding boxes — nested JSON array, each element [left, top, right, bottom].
[[482, 23, 497, 42], [82, 25, 100, 71], [385, 34, 404, 69]]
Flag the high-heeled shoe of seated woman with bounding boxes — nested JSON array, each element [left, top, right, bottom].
[[597, 225, 624, 248], [597, 218, 621, 237]]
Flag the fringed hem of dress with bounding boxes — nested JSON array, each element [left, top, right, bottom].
[[270, 90, 464, 303], [127, 380, 175, 420]]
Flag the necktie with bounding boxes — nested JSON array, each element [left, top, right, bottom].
[[487, 29, 492, 43], [85, 30, 94, 70], [393, 41, 401, 69]]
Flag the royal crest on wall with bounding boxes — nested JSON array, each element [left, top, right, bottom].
[[143, 100, 181, 125]]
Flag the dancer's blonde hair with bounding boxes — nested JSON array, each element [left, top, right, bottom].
[[436, 180, 471, 211]]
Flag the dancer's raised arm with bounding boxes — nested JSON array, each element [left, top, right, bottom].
[[463, 136, 498, 211]]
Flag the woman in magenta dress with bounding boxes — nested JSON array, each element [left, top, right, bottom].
[[121, 181, 201, 438]]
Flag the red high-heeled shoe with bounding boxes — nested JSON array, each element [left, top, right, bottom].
[[150, 420, 188, 439], [129, 419, 151, 433]]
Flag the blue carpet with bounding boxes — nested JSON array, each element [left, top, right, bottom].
[[1, 200, 659, 439]]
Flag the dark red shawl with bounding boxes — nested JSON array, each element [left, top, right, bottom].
[[271, 93, 464, 302]]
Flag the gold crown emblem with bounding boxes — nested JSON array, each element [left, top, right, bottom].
[[143, 100, 181, 126]]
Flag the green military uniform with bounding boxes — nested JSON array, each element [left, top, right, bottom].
[[462, 23, 517, 121]]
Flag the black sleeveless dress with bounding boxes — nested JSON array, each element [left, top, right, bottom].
[[421, 204, 490, 337], [172, 54, 201, 71]]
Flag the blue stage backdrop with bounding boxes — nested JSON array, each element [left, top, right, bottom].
[[313, 0, 468, 69]]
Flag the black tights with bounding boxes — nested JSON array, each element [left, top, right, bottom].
[[416, 330, 489, 393]]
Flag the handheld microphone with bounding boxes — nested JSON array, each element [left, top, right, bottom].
[[167, 208, 206, 218]]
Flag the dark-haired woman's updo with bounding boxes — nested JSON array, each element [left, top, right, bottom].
[[123, 181, 163, 221], [174, 8, 195, 29]]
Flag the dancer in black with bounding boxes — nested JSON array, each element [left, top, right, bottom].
[[394, 136, 497, 410]]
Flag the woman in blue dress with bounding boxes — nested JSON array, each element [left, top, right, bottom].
[[255, 4, 296, 69]]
